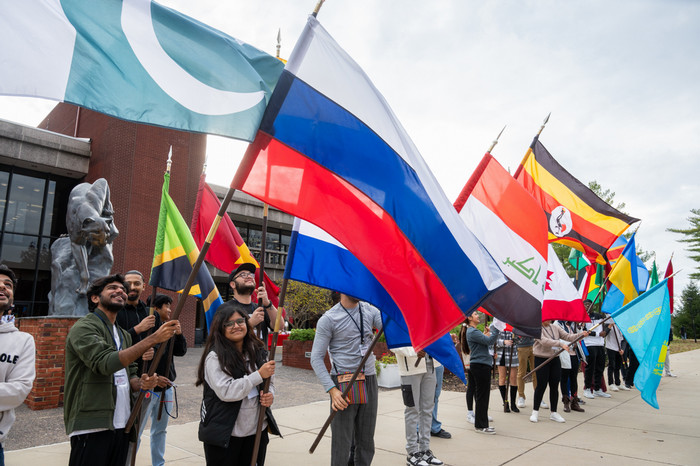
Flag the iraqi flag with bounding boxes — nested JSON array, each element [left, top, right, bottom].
[[285, 219, 466, 383], [543, 244, 590, 322], [232, 16, 506, 350], [453, 152, 547, 338]]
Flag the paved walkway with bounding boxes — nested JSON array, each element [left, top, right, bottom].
[[5, 349, 699, 465]]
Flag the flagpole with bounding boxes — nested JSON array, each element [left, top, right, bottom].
[[250, 277, 288, 465], [513, 113, 550, 179], [125, 184, 238, 433], [487, 125, 506, 153], [309, 327, 385, 454], [524, 224, 642, 379], [312, 0, 326, 17]]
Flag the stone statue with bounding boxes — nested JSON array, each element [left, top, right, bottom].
[[48, 178, 119, 316]]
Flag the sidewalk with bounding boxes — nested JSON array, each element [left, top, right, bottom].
[[6, 349, 699, 465]]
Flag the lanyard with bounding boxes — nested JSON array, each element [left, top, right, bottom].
[[95, 311, 123, 350], [340, 303, 364, 344]]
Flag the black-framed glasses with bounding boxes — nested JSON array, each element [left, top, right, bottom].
[[223, 318, 247, 329], [234, 272, 255, 279]]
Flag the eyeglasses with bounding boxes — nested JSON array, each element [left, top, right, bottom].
[[223, 318, 247, 329], [234, 272, 255, 279]]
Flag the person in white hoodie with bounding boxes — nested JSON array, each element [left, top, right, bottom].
[[393, 346, 443, 466], [0, 265, 36, 465]]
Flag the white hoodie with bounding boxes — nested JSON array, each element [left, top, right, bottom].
[[0, 320, 35, 445]]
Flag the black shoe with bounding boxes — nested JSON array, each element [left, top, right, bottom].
[[510, 403, 520, 413], [430, 429, 452, 439], [503, 401, 511, 413]]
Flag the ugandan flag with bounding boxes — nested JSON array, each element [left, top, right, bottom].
[[150, 172, 223, 329], [514, 137, 639, 265]]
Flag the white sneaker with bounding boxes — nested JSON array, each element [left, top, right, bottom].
[[665, 372, 677, 377], [529, 410, 539, 423], [488, 415, 494, 422], [540, 400, 548, 409], [516, 397, 526, 408], [610, 384, 619, 391], [594, 389, 611, 398], [466, 412, 475, 424], [407, 452, 429, 466], [550, 412, 566, 423], [583, 388, 595, 399], [618, 384, 631, 391]]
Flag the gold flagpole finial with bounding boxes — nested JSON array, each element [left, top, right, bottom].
[[312, 0, 326, 17], [487, 125, 506, 153], [166, 146, 173, 174], [537, 112, 551, 137]]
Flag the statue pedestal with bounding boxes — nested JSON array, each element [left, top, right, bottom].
[[18, 317, 79, 410]]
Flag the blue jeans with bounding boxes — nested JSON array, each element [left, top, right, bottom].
[[431, 365, 444, 433], [137, 387, 173, 466]]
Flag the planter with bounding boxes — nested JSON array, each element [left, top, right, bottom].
[[282, 339, 331, 371], [376, 363, 401, 388]]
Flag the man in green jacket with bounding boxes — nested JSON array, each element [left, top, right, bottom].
[[64, 274, 179, 466]]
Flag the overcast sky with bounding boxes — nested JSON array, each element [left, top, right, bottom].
[[1, 0, 699, 302]]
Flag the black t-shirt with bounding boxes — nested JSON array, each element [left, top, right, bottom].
[[231, 298, 272, 342]]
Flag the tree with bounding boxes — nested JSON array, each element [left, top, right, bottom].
[[283, 280, 331, 329], [672, 281, 700, 341], [667, 208, 700, 280]]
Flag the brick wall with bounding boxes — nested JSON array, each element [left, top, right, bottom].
[[282, 340, 389, 371], [18, 317, 79, 410]]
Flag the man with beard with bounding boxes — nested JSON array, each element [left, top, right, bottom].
[[310, 293, 382, 466], [64, 274, 178, 466], [0, 265, 35, 463], [228, 263, 277, 342], [116, 270, 159, 373]]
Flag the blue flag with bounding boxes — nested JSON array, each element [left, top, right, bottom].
[[602, 233, 649, 314], [284, 218, 466, 383], [611, 279, 671, 409], [0, 0, 284, 141]]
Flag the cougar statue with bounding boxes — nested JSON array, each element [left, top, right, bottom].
[[48, 178, 119, 316]]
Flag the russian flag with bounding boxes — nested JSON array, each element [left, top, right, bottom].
[[232, 16, 506, 350], [285, 218, 466, 382]]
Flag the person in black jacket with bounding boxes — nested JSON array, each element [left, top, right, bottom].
[[196, 300, 280, 466], [137, 294, 187, 466]]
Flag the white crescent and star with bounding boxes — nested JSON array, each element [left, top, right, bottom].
[[121, 0, 264, 116]]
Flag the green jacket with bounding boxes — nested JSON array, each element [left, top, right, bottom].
[[64, 309, 138, 435]]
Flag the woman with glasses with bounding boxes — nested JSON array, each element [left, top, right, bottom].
[[196, 300, 280, 465]]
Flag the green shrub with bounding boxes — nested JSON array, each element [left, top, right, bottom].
[[288, 328, 316, 341]]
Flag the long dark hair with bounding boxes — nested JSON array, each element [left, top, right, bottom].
[[195, 301, 265, 387]]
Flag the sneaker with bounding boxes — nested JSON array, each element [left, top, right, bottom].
[[593, 389, 611, 398], [619, 384, 631, 391], [610, 384, 619, 392], [466, 412, 475, 424], [516, 397, 526, 408], [407, 452, 429, 466], [583, 388, 595, 399], [488, 415, 494, 422], [529, 410, 539, 423], [430, 429, 451, 439], [540, 400, 549, 409], [475, 427, 496, 435], [550, 412, 566, 423], [665, 372, 677, 377], [421, 450, 444, 465]]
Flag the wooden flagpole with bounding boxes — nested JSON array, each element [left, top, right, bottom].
[[512, 113, 550, 179]]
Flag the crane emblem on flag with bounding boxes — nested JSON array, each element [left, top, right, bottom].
[[550, 206, 572, 237]]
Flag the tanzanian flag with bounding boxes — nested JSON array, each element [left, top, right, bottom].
[[150, 172, 223, 329], [514, 136, 639, 265]]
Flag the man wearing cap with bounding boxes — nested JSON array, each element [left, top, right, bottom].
[[228, 263, 277, 342], [0, 265, 35, 463]]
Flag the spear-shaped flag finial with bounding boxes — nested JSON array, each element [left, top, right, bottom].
[[537, 112, 551, 137], [487, 125, 506, 153], [276, 28, 282, 58], [166, 146, 173, 174]]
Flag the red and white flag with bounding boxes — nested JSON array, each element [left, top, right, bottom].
[[454, 153, 548, 338], [542, 244, 590, 322]]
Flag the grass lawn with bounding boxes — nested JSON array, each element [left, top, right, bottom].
[[670, 339, 700, 354]]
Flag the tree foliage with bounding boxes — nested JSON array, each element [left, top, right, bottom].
[[672, 281, 700, 340], [667, 208, 700, 280], [282, 280, 331, 329]]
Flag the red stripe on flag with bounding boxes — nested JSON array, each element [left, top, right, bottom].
[[236, 133, 464, 349]]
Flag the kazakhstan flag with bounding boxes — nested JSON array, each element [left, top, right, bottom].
[[150, 172, 223, 329], [612, 279, 671, 409]]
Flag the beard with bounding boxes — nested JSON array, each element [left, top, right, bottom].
[[101, 295, 124, 313], [234, 281, 256, 296]]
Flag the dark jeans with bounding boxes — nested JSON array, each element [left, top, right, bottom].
[[607, 348, 623, 386], [533, 356, 561, 412], [69, 429, 129, 466], [625, 350, 639, 387], [560, 353, 579, 397], [584, 345, 605, 390], [203, 431, 269, 466], [469, 363, 492, 429], [465, 368, 475, 411]]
